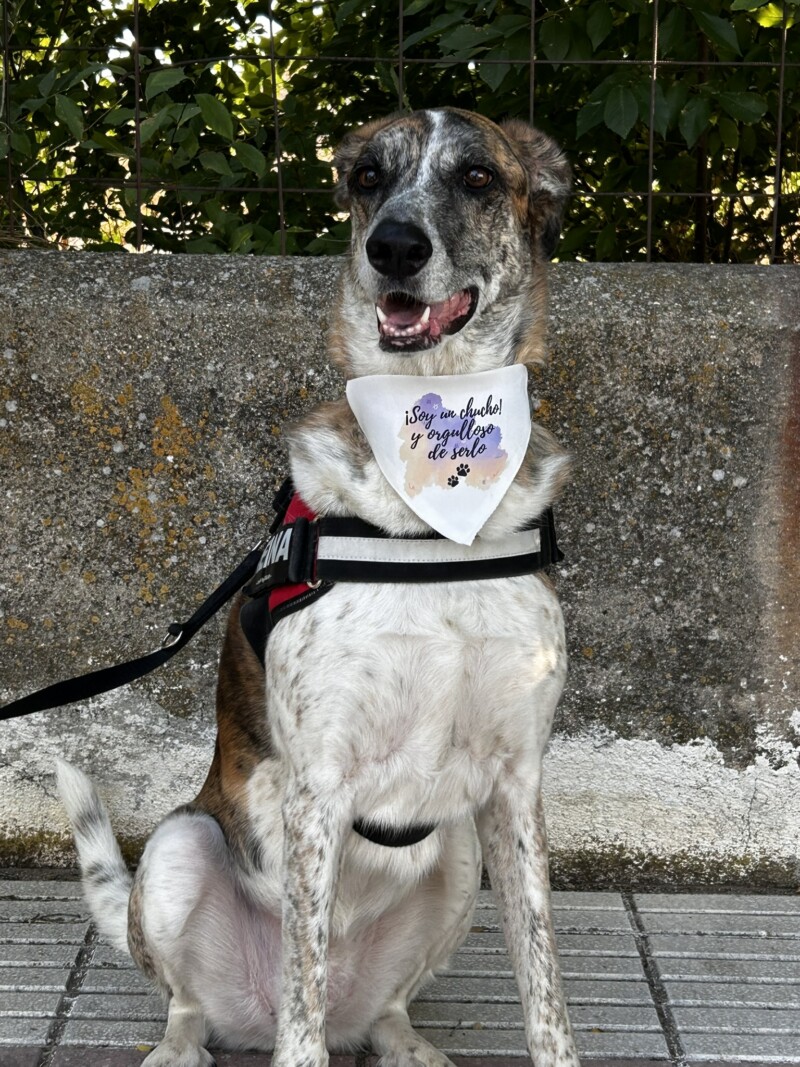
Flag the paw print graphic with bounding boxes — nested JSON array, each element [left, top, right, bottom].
[[447, 475, 460, 487], [456, 464, 470, 477]]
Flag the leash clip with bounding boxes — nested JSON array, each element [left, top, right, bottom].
[[161, 623, 183, 649]]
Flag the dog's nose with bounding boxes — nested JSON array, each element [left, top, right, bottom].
[[366, 219, 433, 278]]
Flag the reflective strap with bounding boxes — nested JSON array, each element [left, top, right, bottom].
[[317, 528, 541, 566]]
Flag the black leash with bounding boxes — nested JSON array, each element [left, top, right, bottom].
[[0, 541, 265, 722], [2, 478, 564, 723]]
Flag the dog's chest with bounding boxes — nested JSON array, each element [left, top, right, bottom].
[[264, 574, 564, 817]]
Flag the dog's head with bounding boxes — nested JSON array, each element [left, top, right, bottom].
[[331, 108, 570, 378]]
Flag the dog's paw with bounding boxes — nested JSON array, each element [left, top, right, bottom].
[[456, 463, 470, 477], [142, 1042, 216, 1067], [447, 475, 460, 487]]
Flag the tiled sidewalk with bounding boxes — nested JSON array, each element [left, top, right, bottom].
[[1, 873, 799, 1067]]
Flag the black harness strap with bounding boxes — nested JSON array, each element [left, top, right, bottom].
[[0, 543, 265, 722], [244, 510, 563, 600], [353, 818, 437, 848]]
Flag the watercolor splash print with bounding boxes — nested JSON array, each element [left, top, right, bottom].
[[398, 390, 508, 496]]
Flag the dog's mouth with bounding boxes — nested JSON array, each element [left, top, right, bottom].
[[375, 287, 478, 352]]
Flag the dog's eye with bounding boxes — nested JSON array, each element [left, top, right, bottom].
[[355, 166, 381, 191], [463, 166, 494, 190]]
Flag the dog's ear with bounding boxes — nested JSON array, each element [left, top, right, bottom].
[[500, 120, 571, 260], [332, 114, 403, 210]]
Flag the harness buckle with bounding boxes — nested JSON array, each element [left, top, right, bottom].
[[244, 517, 319, 599]]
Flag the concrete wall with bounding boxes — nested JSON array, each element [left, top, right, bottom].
[[1, 251, 798, 889]]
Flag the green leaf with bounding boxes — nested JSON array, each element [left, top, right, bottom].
[[229, 224, 253, 252], [658, 6, 686, 58], [718, 91, 767, 124], [576, 99, 605, 139], [539, 18, 570, 62], [730, 0, 770, 9], [185, 237, 223, 253], [169, 103, 201, 127], [103, 108, 136, 127], [586, 2, 613, 49], [479, 61, 510, 91], [604, 85, 638, 138], [754, 3, 794, 27], [145, 68, 189, 102], [439, 24, 499, 53], [139, 109, 174, 145], [664, 81, 690, 128], [403, 0, 436, 14], [402, 11, 463, 52], [234, 141, 267, 177], [54, 94, 84, 140], [195, 94, 235, 141], [692, 10, 741, 55], [38, 69, 57, 97], [334, 0, 365, 28], [0, 132, 8, 160], [679, 95, 711, 148], [596, 222, 618, 261], [718, 116, 739, 149], [632, 80, 669, 138], [199, 150, 234, 177], [203, 199, 230, 227], [10, 130, 32, 155], [85, 130, 128, 156]]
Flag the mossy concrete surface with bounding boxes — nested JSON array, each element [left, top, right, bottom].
[[1, 252, 798, 887]]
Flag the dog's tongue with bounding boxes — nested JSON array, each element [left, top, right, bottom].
[[378, 290, 472, 340]]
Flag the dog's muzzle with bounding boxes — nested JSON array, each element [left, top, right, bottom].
[[364, 218, 478, 352]]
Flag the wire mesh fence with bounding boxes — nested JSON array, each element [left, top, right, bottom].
[[1, 0, 798, 261]]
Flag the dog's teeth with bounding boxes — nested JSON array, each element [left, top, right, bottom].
[[376, 305, 388, 324], [421, 305, 431, 325]]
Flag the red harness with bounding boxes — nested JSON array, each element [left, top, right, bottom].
[[267, 490, 320, 618]]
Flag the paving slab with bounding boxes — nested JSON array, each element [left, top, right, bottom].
[[681, 1032, 800, 1061], [0, 966, 72, 991], [635, 896, 800, 914], [646, 934, 800, 960], [51, 1054, 358, 1066], [424, 975, 655, 1005], [0, 1016, 55, 1044], [658, 957, 800, 982], [70, 993, 167, 1021], [409, 1025, 669, 1059], [6, 877, 800, 1063], [0, 1049, 44, 1067], [0, 880, 82, 900], [81, 968, 156, 994], [0, 943, 82, 966], [0, 899, 90, 921], [666, 983, 800, 1008], [0, 990, 64, 1016], [447, 948, 652, 978]]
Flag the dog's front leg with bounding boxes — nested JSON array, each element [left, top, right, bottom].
[[273, 775, 349, 1067], [478, 777, 580, 1067]]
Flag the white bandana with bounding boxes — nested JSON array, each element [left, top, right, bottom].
[[346, 364, 531, 545]]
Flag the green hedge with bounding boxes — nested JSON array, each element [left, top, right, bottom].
[[1, 0, 797, 260]]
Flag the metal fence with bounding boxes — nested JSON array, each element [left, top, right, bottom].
[[2, 0, 798, 261]]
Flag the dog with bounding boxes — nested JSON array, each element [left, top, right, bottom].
[[57, 107, 579, 1067]]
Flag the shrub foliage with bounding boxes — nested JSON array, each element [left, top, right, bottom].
[[1, 0, 797, 259]]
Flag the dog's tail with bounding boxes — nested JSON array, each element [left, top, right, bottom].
[[56, 759, 132, 955]]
